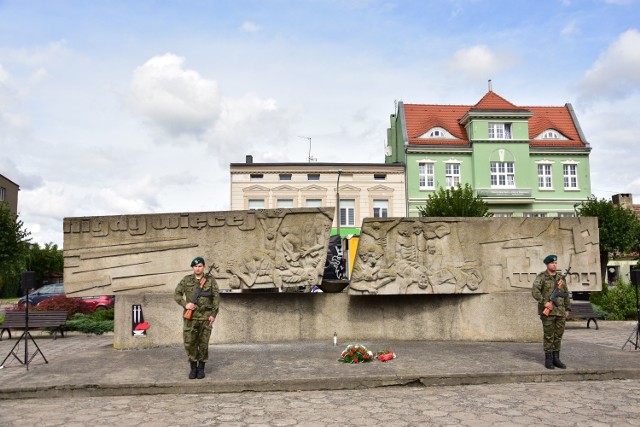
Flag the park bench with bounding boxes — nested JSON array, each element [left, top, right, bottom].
[[568, 302, 602, 330], [0, 311, 68, 341]]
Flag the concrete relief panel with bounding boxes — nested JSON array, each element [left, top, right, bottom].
[[64, 208, 334, 297], [349, 217, 601, 295]]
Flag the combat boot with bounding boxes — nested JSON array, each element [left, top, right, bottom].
[[197, 361, 206, 379], [544, 352, 554, 369], [189, 361, 198, 379], [552, 351, 566, 369]]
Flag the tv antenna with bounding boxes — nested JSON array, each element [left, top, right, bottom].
[[298, 136, 316, 163]]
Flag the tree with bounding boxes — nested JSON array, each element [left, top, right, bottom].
[[417, 184, 493, 217], [577, 196, 640, 281], [26, 242, 64, 286], [0, 202, 31, 297]]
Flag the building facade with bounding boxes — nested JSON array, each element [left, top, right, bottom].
[[386, 90, 592, 217], [230, 156, 406, 236], [0, 173, 20, 216]]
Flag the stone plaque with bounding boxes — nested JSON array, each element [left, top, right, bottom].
[[64, 208, 334, 296], [349, 217, 601, 295]]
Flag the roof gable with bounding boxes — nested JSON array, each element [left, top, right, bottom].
[[401, 92, 587, 148]]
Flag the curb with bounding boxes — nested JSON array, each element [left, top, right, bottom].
[[2, 368, 640, 400]]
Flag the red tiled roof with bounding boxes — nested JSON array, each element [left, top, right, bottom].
[[403, 91, 586, 148]]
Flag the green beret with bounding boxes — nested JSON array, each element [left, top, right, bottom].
[[543, 255, 557, 264], [190, 257, 205, 267]]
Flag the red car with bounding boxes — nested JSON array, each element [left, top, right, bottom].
[[80, 295, 115, 311]]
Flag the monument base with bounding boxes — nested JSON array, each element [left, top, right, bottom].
[[114, 292, 541, 349]]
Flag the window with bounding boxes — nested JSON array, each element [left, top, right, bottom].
[[248, 199, 264, 209], [419, 163, 434, 189], [445, 163, 460, 188], [307, 174, 320, 181], [558, 212, 576, 218], [305, 199, 322, 208], [250, 174, 263, 181], [374, 174, 386, 181], [524, 212, 547, 218], [538, 164, 553, 189], [418, 163, 434, 188], [493, 213, 513, 218], [488, 123, 512, 140], [490, 162, 515, 188], [373, 200, 388, 218], [563, 164, 578, 189], [0, 187, 5, 201], [279, 174, 292, 181], [339, 199, 355, 227], [276, 199, 294, 208], [542, 130, 560, 139], [429, 130, 442, 137]]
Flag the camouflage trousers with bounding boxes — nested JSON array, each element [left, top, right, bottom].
[[182, 318, 212, 362], [540, 315, 566, 353]]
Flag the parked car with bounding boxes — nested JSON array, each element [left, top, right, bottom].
[[81, 295, 115, 311], [18, 283, 64, 307], [18, 283, 114, 311]]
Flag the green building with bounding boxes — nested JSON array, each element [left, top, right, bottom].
[[386, 90, 592, 217]]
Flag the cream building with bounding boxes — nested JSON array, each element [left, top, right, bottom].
[[230, 156, 406, 236]]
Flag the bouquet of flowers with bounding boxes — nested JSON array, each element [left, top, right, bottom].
[[376, 349, 396, 362], [338, 344, 374, 364]]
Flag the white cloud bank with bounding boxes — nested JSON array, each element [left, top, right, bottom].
[[447, 44, 520, 82], [578, 29, 640, 101]]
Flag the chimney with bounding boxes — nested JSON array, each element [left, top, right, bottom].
[[612, 193, 633, 208], [246, 155, 253, 164], [488, 79, 493, 92]]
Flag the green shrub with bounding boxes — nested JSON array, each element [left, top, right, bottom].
[[64, 309, 114, 335], [590, 281, 638, 320]]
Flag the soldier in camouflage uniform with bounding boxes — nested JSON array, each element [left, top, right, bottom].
[[174, 256, 220, 379], [532, 254, 571, 369]]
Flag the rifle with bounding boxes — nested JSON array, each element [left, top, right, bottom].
[[183, 265, 215, 320], [543, 266, 571, 316]]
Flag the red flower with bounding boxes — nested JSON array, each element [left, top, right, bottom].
[[349, 352, 353, 356], [353, 359, 358, 363]]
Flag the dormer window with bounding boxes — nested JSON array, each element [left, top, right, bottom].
[[489, 123, 512, 140], [535, 129, 568, 141], [418, 127, 456, 139]]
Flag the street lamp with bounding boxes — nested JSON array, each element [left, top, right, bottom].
[[336, 169, 342, 238]]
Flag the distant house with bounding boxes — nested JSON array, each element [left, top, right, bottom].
[[230, 155, 406, 237], [0, 173, 20, 216], [386, 90, 592, 217]]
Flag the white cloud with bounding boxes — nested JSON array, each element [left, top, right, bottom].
[[447, 45, 519, 82], [240, 21, 260, 33], [561, 20, 579, 36], [0, 159, 43, 190], [578, 29, 640, 101], [128, 53, 222, 138]]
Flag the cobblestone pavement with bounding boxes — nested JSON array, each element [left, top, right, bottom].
[[1, 379, 640, 426]]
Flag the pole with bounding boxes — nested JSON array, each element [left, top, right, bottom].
[[336, 169, 342, 238]]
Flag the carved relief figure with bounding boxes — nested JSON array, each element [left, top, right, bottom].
[[349, 243, 396, 293]]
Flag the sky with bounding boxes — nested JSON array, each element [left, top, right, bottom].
[[1, 0, 639, 248]]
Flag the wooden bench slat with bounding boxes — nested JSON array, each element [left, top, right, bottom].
[[0, 311, 68, 341], [568, 302, 601, 330]]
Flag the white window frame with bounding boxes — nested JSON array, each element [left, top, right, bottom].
[[538, 164, 553, 190], [305, 199, 322, 208], [563, 164, 578, 189], [250, 174, 263, 181], [307, 174, 320, 181], [248, 199, 264, 209], [419, 162, 435, 189], [493, 213, 513, 218], [372, 199, 388, 218], [445, 163, 460, 189], [276, 199, 294, 208], [490, 162, 515, 188], [524, 212, 547, 218], [339, 199, 355, 227], [488, 123, 512, 140], [279, 174, 292, 181], [0, 187, 5, 201]]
